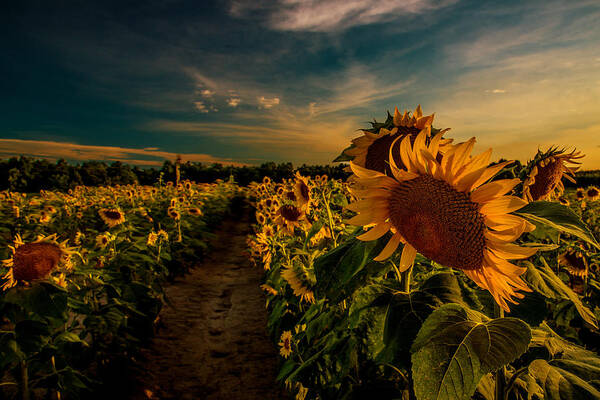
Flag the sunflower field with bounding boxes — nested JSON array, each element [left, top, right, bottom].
[[0, 178, 242, 398], [248, 106, 600, 400]]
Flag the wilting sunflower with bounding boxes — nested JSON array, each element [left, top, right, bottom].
[[559, 250, 588, 278], [281, 257, 316, 303], [347, 131, 537, 311], [342, 105, 451, 176], [98, 208, 126, 228], [522, 148, 584, 201], [576, 188, 585, 201], [279, 331, 293, 358], [1, 234, 77, 291], [586, 186, 600, 201]]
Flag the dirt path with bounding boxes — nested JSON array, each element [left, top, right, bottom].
[[131, 214, 287, 400]]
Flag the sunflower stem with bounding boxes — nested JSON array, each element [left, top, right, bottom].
[[401, 265, 413, 293], [321, 190, 337, 247], [20, 360, 30, 400], [494, 304, 506, 400]]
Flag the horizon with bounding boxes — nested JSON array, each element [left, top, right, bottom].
[[3, 0, 600, 168]]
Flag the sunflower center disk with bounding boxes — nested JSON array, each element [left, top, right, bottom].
[[388, 175, 486, 270], [281, 205, 302, 221], [13, 242, 62, 281], [529, 160, 563, 200], [365, 126, 420, 174]]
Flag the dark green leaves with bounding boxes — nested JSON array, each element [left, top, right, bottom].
[[528, 359, 600, 400], [411, 304, 531, 400], [514, 201, 600, 249], [523, 258, 598, 328]]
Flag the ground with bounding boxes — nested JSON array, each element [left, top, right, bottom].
[[130, 214, 287, 400]]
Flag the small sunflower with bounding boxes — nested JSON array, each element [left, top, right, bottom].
[[293, 172, 311, 209], [342, 105, 451, 175], [99, 208, 126, 228], [281, 257, 316, 303], [2, 234, 77, 291], [96, 233, 110, 248], [347, 131, 537, 311], [558, 196, 570, 206], [522, 148, 584, 201], [157, 230, 169, 242], [39, 211, 51, 224], [586, 186, 600, 201], [278, 331, 293, 358], [275, 205, 308, 235], [575, 188, 585, 201], [559, 250, 588, 278], [147, 231, 159, 247], [188, 207, 203, 216], [260, 283, 278, 296], [168, 207, 180, 220]]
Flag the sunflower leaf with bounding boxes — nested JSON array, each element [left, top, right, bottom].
[[527, 359, 600, 400], [333, 145, 355, 162], [513, 201, 600, 250], [411, 303, 531, 400], [523, 258, 598, 328]]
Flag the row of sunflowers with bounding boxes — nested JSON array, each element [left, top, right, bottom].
[[0, 178, 242, 399], [248, 106, 600, 400]]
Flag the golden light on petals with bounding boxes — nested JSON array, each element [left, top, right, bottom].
[[347, 131, 538, 311]]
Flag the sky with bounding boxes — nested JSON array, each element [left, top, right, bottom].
[[2, 0, 600, 168]]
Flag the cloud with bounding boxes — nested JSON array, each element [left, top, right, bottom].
[[0, 139, 247, 166], [258, 96, 280, 109], [201, 89, 215, 98], [229, 0, 457, 32], [194, 101, 210, 113], [227, 97, 241, 107], [485, 89, 506, 94]]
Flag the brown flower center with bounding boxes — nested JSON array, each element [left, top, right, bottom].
[[529, 159, 563, 200], [365, 126, 420, 174], [280, 205, 303, 222], [587, 188, 599, 198], [286, 191, 297, 201], [103, 210, 123, 220], [13, 242, 62, 281], [298, 181, 309, 201], [388, 175, 486, 270]]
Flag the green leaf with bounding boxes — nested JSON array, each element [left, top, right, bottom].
[[411, 304, 531, 400], [528, 359, 600, 400], [523, 258, 598, 328], [333, 145, 355, 162], [514, 201, 600, 249]]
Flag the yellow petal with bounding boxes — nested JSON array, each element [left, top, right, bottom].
[[399, 243, 417, 272], [374, 233, 402, 261], [357, 222, 392, 241], [479, 196, 527, 215], [470, 179, 521, 204]]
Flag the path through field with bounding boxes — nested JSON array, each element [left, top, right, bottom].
[[131, 212, 287, 400]]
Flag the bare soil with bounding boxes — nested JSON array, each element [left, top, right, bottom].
[[130, 214, 287, 400]]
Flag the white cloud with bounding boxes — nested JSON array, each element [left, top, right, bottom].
[[194, 101, 210, 113], [229, 0, 457, 32], [258, 96, 280, 109], [227, 97, 241, 107], [309, 102, 318, 116], [201, 89, 215, 98], [485, 89, 506, 94]]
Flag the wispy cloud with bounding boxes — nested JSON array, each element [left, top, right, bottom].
[[227, 97, 241, 107], [0, 139, 246, 166], [258, 96, 280, 109], [229, 0, 457, 32]]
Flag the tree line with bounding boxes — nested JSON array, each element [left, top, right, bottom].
[[0, 157, 351, 192]]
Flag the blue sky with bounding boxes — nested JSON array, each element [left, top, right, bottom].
[[2, 0, 600, 168]]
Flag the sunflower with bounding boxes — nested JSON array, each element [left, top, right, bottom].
[[168, 207, 180, 220], [157, 230, 169, 242], [147, 231, 159, 247], [586, 186, 600, 201], [559, 250, 588, 278], [347, 131, 537, 311], [260, 283, 278, 296], [188, 207, 203, 216], [575, 188, 585, 200], [281, 257, 316, 303], [1, 234, 77, 291], [98, 208, 126, 228], [293, 172, 311, 209], [342, 105, 451, 175], [522, 148, 584, 201], [275, 205, 308, 235], [256, 212, 267, 225], [39, 211, 51, 224], [278, 331, 293, 358], [558, 196, 570, 206], [96, 233, 110, 248]]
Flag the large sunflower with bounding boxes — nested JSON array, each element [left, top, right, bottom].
[[342, 105, 451, 175], [347, 131, 537, 311], [522, 148, 584, 201], [2, 234, 78, 291]]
